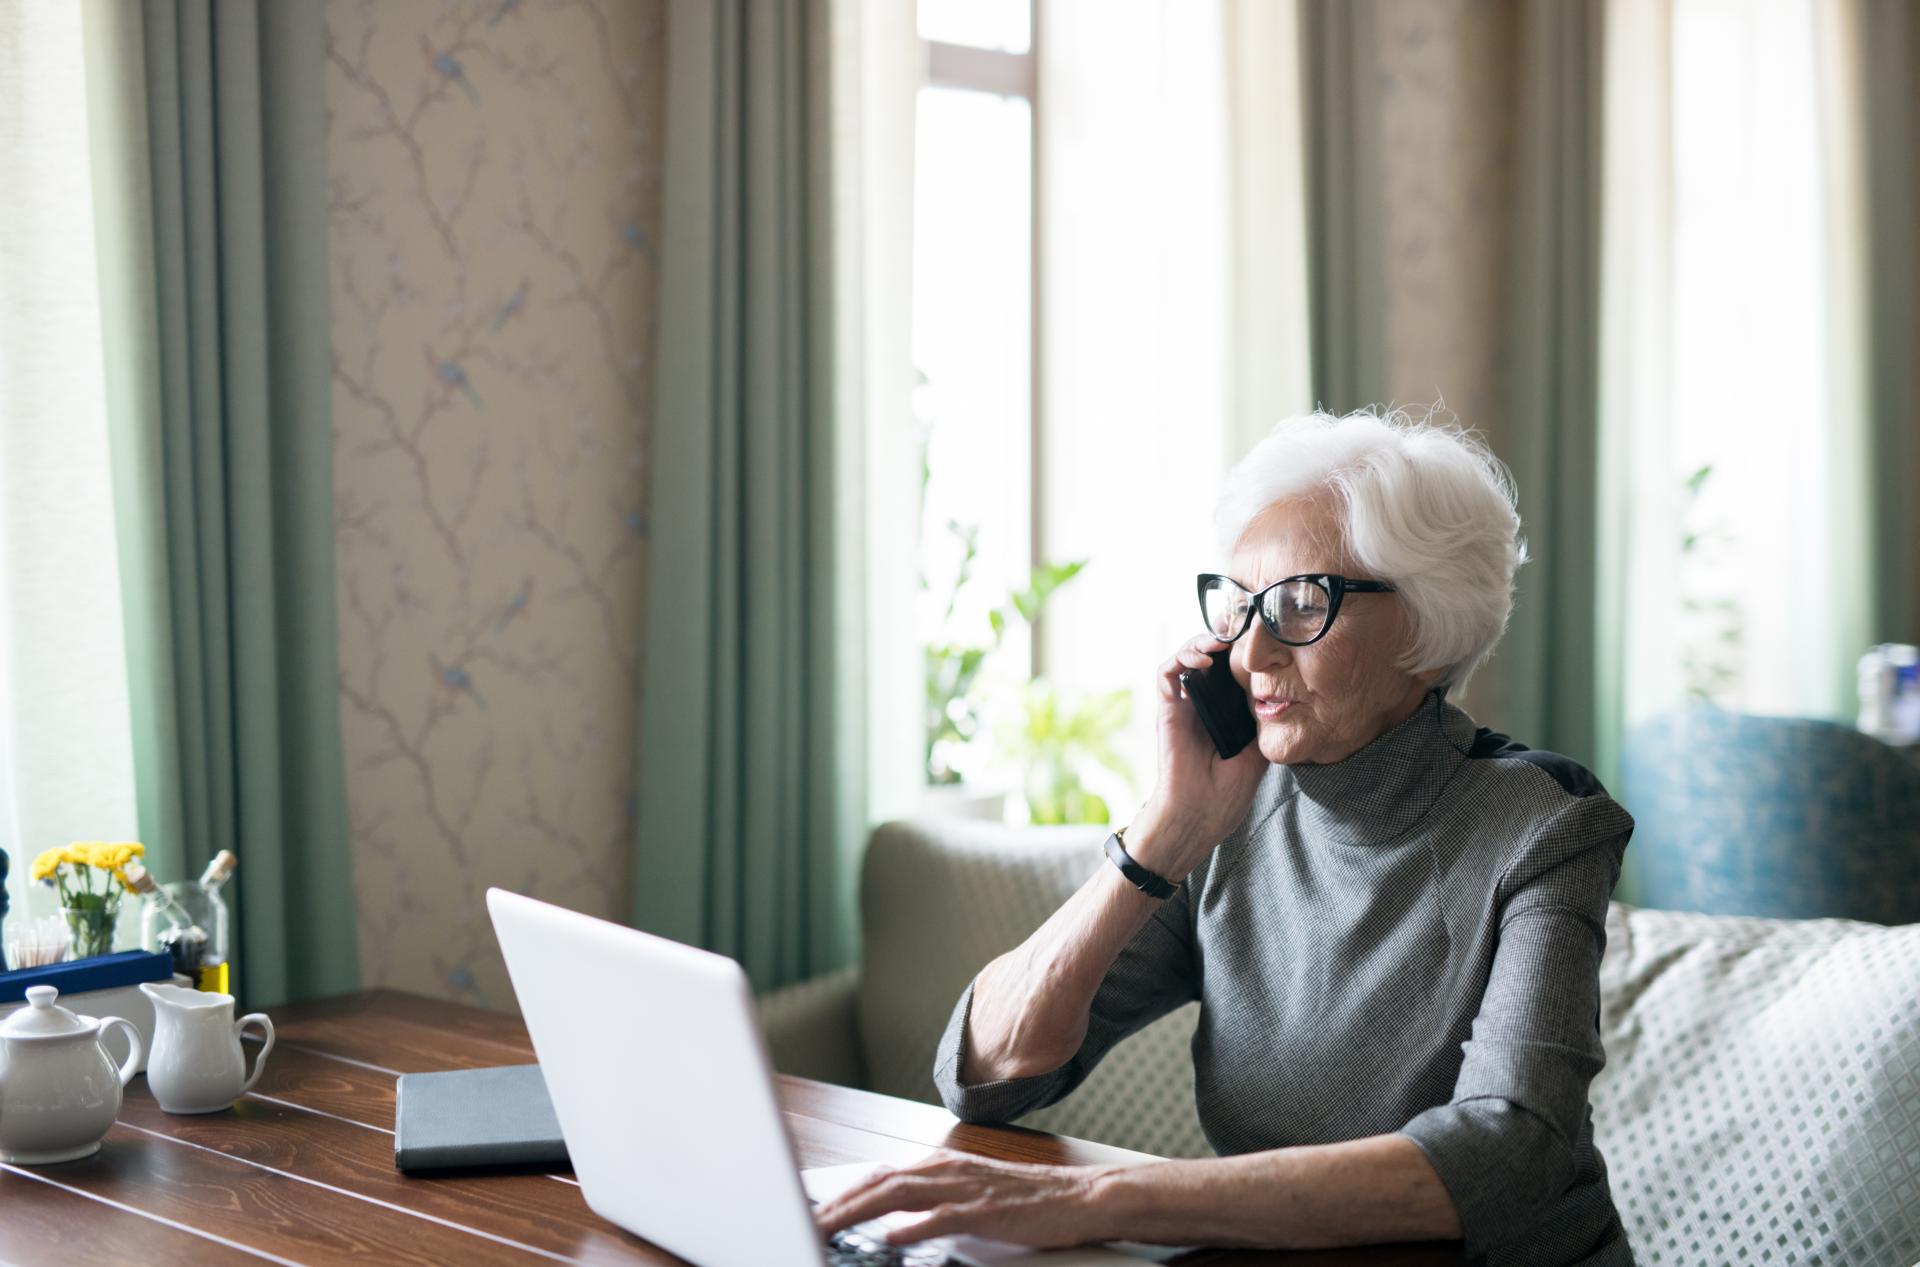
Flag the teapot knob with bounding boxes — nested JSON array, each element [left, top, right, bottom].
[[24, 985, 56, 1009]]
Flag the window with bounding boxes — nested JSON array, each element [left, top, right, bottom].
[[913, 2, 1038, 795], [912, 1, 1253, 823], [1609, 0, 1866, 730], [0, 0, 142, 937], [1665, 0, 1846, 716]]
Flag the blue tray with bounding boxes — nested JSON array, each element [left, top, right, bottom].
[[0, 949, 173, 1004]]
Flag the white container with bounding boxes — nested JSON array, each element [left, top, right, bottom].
[[139, 982, 274, 1115], [0, 985, 143, 1164], [1859, 646, 1896, 741]]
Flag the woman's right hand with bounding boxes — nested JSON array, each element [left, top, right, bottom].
[[1128, 636, 1269, 877]]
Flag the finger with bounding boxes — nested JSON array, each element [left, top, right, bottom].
[[1162, 634, 1226, 673], [1174, 643, 1216, 671], [1175, 635, 1232, 680], [814, 1150, 974, 1227], [811, 1164, 894, 1223], [817, 1190, 952, 1241], [1157, 663, 1194, 706], [1159, 649, 1213, 700], [885, 1202, 984, 1246], [917, 1149, 974, 1174], [814, 1175, 972, 1236], [813, 1179, 899, 1235]]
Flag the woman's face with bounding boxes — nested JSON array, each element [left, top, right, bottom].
[[1227, 496, 1437, 766]]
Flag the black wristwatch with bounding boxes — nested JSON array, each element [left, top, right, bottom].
[[1103, 827, 1178, 900]]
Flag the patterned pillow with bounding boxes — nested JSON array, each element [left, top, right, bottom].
[[1592, 902, 1920, 1266]]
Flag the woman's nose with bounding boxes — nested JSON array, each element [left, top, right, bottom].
[[1237, 621, 1293, 676]]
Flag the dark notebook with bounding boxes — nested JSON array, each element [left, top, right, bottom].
[[393, 1063, 569, 1172]]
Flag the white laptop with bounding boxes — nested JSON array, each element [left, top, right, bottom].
[[487, 889, 1165, 1267]]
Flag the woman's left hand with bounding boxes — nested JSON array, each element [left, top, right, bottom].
[[812, 1151, 1115, 1249]]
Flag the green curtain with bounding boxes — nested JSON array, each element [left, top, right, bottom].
[[635, 0, 861, 991], [1300, 1, 1610, 774], [82, 0, 358, 1008], [1298, 2, 1390, 420], [1486, 3, 1608, 775], [1858, 0, 1920, 646]]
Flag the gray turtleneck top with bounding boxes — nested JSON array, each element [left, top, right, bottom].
[[932, 692, 1635, 1266]]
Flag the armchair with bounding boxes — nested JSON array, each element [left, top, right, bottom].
[[759, 817, 1920, 1263]]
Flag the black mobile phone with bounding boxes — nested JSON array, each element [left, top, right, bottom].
[[1177, 649, 1257, 760]]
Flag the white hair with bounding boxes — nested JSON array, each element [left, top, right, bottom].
[[1214, 407, 1528, 692]]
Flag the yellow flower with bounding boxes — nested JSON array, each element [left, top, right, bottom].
[[30, 846, 65, 882], [31, 840, 146, 884], [88, 842, 141, 871]]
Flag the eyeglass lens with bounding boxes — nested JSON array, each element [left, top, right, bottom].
[[1201, 577, 1332, 645]]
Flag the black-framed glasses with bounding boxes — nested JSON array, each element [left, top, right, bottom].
[[1196, 572, 1397, 648]]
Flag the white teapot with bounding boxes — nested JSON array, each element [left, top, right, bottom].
[[0, 985, 143, 1163]]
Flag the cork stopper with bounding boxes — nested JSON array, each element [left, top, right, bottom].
[[198, 850, 237, 889], [123, 861, 159, 895]]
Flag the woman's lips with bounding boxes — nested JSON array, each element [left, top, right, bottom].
[[1253, 696, 1294, 720]]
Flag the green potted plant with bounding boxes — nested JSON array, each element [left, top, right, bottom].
[[921, 527, 1134, 824], [991, 679, 1135, 825]]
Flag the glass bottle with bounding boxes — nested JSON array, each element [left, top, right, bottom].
[[196, 850, 236, 994], [129, 861, 191, 930], [132, 862, 210, 982], [135, 857, 232, 993]]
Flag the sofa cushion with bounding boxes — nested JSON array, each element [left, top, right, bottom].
[[1592, 903, 1920, 1266], [856, 819, 1213, 1158]]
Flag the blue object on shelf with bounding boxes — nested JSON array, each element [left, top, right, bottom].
[[1621, 702, 1920, 925], [0, 949, 173, 1004]]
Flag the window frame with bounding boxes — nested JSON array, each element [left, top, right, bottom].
[[919, 13, 1047, 676]]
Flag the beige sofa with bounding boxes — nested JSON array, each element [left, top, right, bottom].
[[757, 818, 1920, 1265]]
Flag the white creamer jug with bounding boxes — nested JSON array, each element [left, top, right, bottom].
[[139, 982, 274, 1114], [0, 985, 143, 1163]]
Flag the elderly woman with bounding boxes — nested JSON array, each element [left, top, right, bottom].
[[815, 411, 1634, 1265]]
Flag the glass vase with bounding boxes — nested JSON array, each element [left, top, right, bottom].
[[62, 894, 121, 961]]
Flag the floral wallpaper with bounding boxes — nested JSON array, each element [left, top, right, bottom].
[[324, 0, 664, 1005]]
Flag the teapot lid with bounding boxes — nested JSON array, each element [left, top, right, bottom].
[[0, 985, 98, 1040]]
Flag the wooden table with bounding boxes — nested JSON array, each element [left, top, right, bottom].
[[0, 990, 1463, 1266]]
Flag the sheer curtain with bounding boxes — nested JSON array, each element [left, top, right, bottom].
[[1034, 0, 1311, 796], [0, 0, 142, 940], [1601, 0, 1880, 737]]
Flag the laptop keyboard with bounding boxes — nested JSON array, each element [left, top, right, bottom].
[[825, 1225, 951, 1267]]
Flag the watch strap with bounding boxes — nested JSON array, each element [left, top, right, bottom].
[[1103, 827, 1178, 900]]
